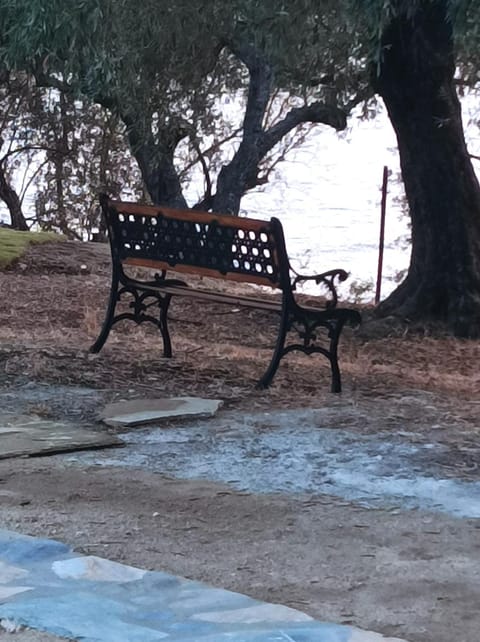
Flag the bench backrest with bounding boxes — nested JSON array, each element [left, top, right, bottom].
[[100, 195, 290, 288]]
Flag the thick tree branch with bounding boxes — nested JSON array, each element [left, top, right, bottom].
[[213, 41, 273, 213], [33, 70, 73, 95], [258, 101, 347, 159], [226, 40, 273, 140], [0, 144, 67, 164], [0, 163, 28, 230]]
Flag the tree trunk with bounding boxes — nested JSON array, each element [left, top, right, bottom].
[[373, 1, 480, 337], [123, 113, 187, 209], [134, 141, 187, 208], [212, 42, 273, 215], [0, 163, 28, 230]]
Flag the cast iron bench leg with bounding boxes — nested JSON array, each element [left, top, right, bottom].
[[90, 274, 119, 353], [330, 353, 342, 393], [257, 306, 289, 388], [159, 294, 173, 358], [328, 319, 345, 393]]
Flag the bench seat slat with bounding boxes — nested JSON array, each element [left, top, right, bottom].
[[123, 257, 278, 288], [131, 281, 283, 311], [136, 280, 356, 317]]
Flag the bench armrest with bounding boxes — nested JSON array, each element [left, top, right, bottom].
[[290, 268, 349, 308]]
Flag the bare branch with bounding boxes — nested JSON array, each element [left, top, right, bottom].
[[341, 85, 376, 113], [179, 128, 241, 177], [0, 144, 68, 165], [19, 157, 51, 203], [190, 137, 213, 209]]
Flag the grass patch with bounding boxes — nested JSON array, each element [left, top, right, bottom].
[[0, 228, 64, 269]]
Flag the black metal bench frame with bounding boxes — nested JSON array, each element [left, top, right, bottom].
[[92, 194, 361, 392]]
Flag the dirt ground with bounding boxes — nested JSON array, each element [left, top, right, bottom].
[[0, 240, 479, 642]]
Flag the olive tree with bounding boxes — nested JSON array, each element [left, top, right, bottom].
[[0, 0, 369, 212], [355, 0, 480, 336]]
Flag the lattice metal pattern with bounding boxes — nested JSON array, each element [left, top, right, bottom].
[[110, 208, 282, 285]]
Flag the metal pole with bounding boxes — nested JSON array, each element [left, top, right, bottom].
[[375, 165, 389, 305]]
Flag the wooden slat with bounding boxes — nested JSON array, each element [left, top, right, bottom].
[[123, 257, 280, 288], [124, 279, 345, 317], [109, 198, 272, 232], [136, 281, 284, 311]]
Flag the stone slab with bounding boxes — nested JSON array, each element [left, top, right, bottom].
[[0, 415, 121, 460], [101, 397, 223, 427], [0, 529, 409, 642]]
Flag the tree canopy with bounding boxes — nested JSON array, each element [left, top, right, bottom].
[[0, 1, 371, 214]]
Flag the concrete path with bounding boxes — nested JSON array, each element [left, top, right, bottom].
[[0, 530, 407, 642], [72, 408, 480, 519]]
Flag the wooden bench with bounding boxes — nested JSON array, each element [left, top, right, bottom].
[[92, 194, 361, 392]]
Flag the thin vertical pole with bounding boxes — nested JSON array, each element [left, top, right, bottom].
[[375, 165, 389, 305]]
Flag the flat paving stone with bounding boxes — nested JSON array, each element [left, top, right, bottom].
[[101, 397, 223, 427], [0, 530, 408, 642], [0, 415, 121, 460]]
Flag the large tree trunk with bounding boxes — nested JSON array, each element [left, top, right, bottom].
[[373, 1, 480, 337]]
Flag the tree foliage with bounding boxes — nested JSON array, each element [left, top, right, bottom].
[[348, 0, 480, 74], [0, 0, 371, 217], [0, 73, 32, 229], [0, 72, 141, 235], [31, 92, 142, 239]]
